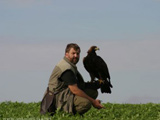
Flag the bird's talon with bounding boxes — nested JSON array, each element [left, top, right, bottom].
[[98, 79, 104, 84]]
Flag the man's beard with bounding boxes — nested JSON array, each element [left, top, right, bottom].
[[72, 58, 79, 64]]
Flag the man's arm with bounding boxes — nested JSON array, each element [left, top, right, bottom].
[[60, 70, 104, 109], [68, 84, 104, 109]]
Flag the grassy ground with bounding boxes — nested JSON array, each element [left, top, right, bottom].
[[0, 101, 160, 120]]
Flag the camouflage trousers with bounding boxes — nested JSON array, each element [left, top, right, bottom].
[[73, 88, 98, 115]]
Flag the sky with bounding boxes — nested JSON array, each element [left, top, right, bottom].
[[0, 0, 160, 104]]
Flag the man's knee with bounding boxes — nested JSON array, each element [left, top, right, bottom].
[[84, 89, 98, 99], [74, 96, 92, 115]]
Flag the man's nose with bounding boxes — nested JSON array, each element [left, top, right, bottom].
[[74, 54, 78, 57]]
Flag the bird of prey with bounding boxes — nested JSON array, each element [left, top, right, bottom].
[[83, 46, 113, 93]]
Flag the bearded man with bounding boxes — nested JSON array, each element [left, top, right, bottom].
[[40, 43, 103, 115]]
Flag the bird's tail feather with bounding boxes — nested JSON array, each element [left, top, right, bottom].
[[100, 80, 112, 93]]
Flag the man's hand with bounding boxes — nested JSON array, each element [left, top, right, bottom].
[[92, 99, 104, 109]]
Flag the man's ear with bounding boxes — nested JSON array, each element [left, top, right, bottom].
[[65, 52, 69, 57]]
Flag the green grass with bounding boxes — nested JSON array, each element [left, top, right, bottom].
[[0, 101, 160, 120]]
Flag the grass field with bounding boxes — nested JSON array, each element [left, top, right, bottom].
[[0, 101, 160, 120]]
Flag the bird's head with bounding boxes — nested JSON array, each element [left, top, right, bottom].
[[87, 46, 100, 53]]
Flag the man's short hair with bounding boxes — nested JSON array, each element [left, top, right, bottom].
[[65, 43, 81, 53]]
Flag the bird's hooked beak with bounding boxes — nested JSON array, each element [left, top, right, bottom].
[[95, 47, 100, 51]]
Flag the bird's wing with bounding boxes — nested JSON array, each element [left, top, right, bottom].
[[94, 55, 110, 79]]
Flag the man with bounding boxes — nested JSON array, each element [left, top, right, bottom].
[[40, 43, 104, 115]]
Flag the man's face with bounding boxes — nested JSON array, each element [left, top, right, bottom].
[[65, 48, 80, 65]]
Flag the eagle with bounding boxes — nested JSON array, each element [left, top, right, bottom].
[[83, 46, 113, 93]]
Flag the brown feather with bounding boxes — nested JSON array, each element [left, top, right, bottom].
[[83, 46, 113, 93]]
